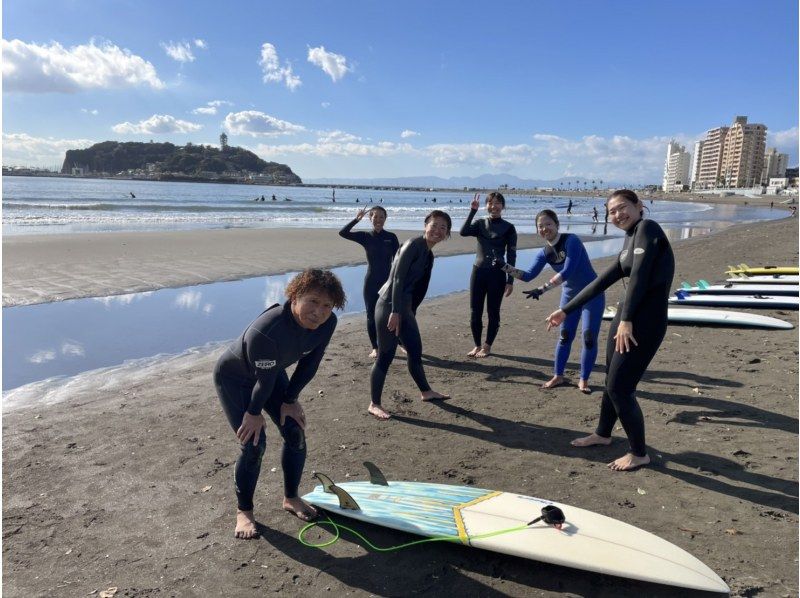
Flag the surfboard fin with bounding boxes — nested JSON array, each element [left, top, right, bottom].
[[681, 282, 691, 290], [313, 473, 361, 510], [363, 461, 389, 486]]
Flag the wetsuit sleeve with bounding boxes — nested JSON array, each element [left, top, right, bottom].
[[245, 335, 282, 415], [411, 259, 432, 313], [619, 220, 662, 321], [562, 259, 623, 314], [520, 249, 547, 282], [558, 235, 583, 281], [338, 218, 367, 245], [505, 224, 518, 285], [390, 240, 419, 312], [459, 209, 479, 237], [283, 317, 336, 403]]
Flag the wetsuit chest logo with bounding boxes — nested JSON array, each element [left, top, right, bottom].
[[254, 359, 277, 369], [619, 249, 629, 261]]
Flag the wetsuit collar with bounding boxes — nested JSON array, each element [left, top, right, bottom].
[[284, 300, 308, 332], [546, 233, 562, 247], [625, 218, 644, 235]]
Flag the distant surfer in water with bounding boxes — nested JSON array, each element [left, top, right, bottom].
[[567, 199, 573, 215], [130, 192, 136, 198], [498, 209, 603, 393], [545, 190, 674, 471], [214, 270, 346, 538], [369, 210, 452, 420], [460, 192, 517, 358], [338, 206, 400, 358]]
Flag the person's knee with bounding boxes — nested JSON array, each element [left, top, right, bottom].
[[283, 424, 306, 452], [583, 329, 596, 350], [240, 440, 266, 471], [559, 328, 575, 346]]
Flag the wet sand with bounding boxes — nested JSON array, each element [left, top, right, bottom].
[[2, 216, 798, 597]]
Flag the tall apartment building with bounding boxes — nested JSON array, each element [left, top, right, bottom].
[[721, 116, 767, 188], [690, 140, 704, 187], [693, 116, 767, 189], [662, 140, 691, 192], [694, 126, 729, 189], [761, 147, 789, 184]]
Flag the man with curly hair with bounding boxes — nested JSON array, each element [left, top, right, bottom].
[[214, 269, 346, 539]]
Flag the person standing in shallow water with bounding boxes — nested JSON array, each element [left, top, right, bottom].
[[338, 206, 400, 358], [460, 192, 517, 358], [368, 210, 452, 420], [213, 269, 346, 539], [545, 190, 674, 472]]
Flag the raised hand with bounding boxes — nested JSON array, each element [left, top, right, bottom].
[[470, 193, 480, 210]]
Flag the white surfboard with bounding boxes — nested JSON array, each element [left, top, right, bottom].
[[303, 475, 729, 593], [726, 274, 800, 285], [603, 305, 793, 329], [679, 282, 799, 296], [669, 292, 799, 310]]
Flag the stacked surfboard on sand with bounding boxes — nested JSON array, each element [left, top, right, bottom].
[[652, 264, 798, 328]]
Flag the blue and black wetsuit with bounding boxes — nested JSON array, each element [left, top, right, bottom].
[[563, 219, 674, 457], [370, 236, 434, 405], [460, 209, 517, 347], [339, 219, 400, 349], [521, 233, 604, 380], [213, 302, 336, 511]]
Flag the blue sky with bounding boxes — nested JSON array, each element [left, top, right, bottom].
[[3, 0, 798, 182]]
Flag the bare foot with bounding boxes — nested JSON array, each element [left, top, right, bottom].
[[570, 433, 613, 447], [475, 344, 491, 358], [368, 403, 391, 420], [421, 390, 450, 401], [399, 346, 407, 355], [541, 375, 564, 389], [608, 453, 650, 471], [235, 510, 259, 539], [467, 346, 481, 358], [578, 379, 592, 394], [283, 497, 318, 522], [369, 348, 378, 359]]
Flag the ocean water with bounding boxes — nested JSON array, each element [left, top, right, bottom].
[[1, 175, 777, 236]]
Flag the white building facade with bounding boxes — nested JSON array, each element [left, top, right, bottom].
[[662, 140, 691, 192]]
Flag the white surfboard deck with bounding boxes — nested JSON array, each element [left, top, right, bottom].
[[726, 274, 799, 285], [680, 283, 799, 296], [603, 305, 793, 329], [669, 293, 799, 309], [302, 480, 729, 593], [726, 265, 799, 275]]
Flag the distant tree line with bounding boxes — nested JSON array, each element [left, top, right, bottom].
[[61, 141, 301, 183]]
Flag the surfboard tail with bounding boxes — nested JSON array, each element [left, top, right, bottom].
[[313, 473, 361, 510]]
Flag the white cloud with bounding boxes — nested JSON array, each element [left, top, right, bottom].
[[194, 39, 207, 49], [29, 350, 56, 364], [161, 41, 196, 63], [317, 130, 361, 143], [401, 130, 420, 139], [259, 43, 301, 91], [174, 290, 202, 310], [307, 46, 351, 82], [321, 102, 331, 109], [191, 99, 233, 115], [2, 132, 94, 167], [254, 140, 414, 159], [61, 341, 85, 357], [93, 291, 153, 307], [768, 127, 799, 158], [112, 114, 203, 134], [81, 108, 99, 115], [223, 110, 305, 137], [2, 39, 164, 93]]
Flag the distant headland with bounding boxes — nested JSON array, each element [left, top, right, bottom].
[[57, 140, 302, 185]]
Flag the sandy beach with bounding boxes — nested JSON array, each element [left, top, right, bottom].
[[2, 214, 798, 597]]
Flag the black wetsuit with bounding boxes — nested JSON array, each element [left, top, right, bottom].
[[213, 302, 337, 510], [562, 219, 674, 457], [460, 209, 517, 347], [338, 219, 400, 349], [370, 236, 434, 405]]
